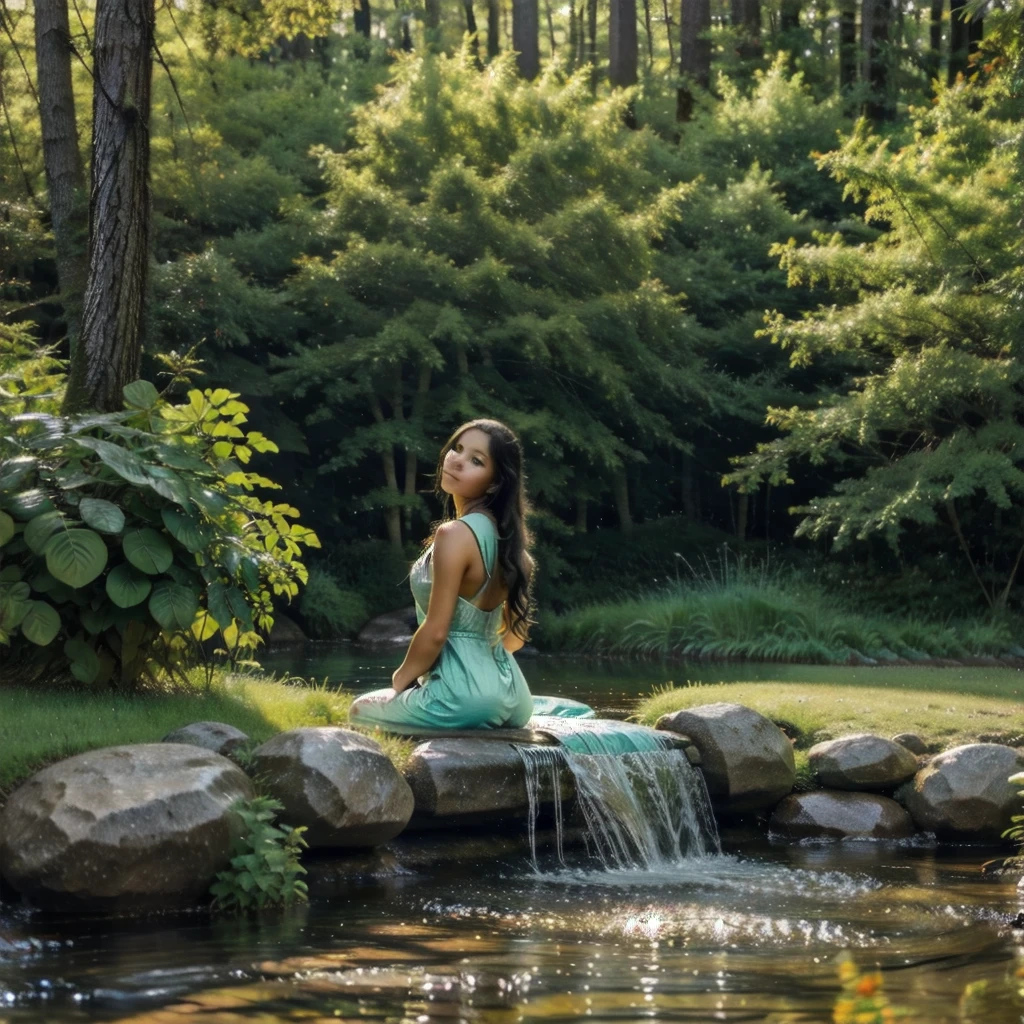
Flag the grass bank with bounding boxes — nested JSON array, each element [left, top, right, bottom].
[[634, 681, 1024, 751], [537, 572, 1023, 664], [0, 672, 411, 799]]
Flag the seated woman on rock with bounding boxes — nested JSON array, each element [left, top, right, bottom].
[[348, 418, 591, 734]]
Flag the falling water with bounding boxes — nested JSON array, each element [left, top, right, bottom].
[[517, 716, 720, 872]]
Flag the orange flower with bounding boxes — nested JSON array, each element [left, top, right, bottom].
[[855, 974, 881, 997]]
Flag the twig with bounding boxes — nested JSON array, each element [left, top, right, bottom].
[[69, 0, 92, 50]]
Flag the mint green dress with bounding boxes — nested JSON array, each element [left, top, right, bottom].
[[348, 513, 536, 733]]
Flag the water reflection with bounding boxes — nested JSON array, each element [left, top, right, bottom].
[[1, 841, 1021, 1023]]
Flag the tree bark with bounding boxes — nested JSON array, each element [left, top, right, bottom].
[[609, 0, 638, 86], [864, 0, 892, 119], [370, 394, 403, 551], [464, 0, 482, 63], [544, 0, 557, 54], [424, 0, 441, 48], [35, 0, 88, 354], [676, 0, 710, 121], [779, 0, 800, 32], [587, 0, 598, 87], [487, 0, 501, 56], [512, 0, 540, 77], [612, 469, 633, 535], [641, 0, 654, 69], [733, 0, 761, 58], [64, 0, 154, 415], [927, 0, 943, 85], [839, 0, 857, 90], [948, 0, 968, 82], [661, 0, 674, 67], [568, 0, 578, 67], [354, 0, 372, 37]]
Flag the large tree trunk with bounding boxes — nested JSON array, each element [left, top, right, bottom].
[[948, 0, 968, 82], [35, 0, 88, 354], [661, 0, 675, 67], [839, 0, 857, 89], [864, 0, 892, 119], [733, 0, 761, 58], [354, 0, 372, 37], [612, 469, 633, 535], [424, 0, 441, 48], [512, 0, 540, 77], [487, 0, 501, 56], [64, 0, 154, 414], [463, 0, 482, 63], [609, 0, 638, 86], [676, 0, 710, 121], [779, 0, 800, 32], [587, 0, 598, 87], [641, 0, 654, 69], [927, 0, 943, 84], [370, 394, 403, 551]]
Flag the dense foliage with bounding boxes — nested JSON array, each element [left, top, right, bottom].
[[0, 333, 318, 687], [1, 0, 1021, 651]]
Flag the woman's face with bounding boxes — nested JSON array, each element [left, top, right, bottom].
[[441, 428, 496, 501]]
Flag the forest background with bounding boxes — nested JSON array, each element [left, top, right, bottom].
[[1, 0, 1023, 675]]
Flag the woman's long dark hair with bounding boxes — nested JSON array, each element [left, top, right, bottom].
[[433, 419, 534, 640]]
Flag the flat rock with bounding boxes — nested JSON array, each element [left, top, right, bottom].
[[162, 721, 249, 757], [0, 744, 253, 912], [892, 733, 928, 755], [357, 608, 417, 645], [770, 791, 915, 840], [655, 703, 795, 812], [251, 728, 413, 848], [896, 743, 1024, 839], [808, 733, 919, 790], [404, 739, 573, 825]]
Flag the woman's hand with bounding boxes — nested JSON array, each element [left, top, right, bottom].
[[391, 668, 416, 692]]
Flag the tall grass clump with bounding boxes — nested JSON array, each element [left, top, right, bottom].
[[537, 551, 1022, 664]]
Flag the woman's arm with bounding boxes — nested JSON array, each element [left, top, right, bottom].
[[500, 551, 534, 654], [391, 522, 473, 692]]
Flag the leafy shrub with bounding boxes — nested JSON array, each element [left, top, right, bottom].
[[0, 335, 319, 688], [298, 569, 368, 638], [210, 796, 308, 913]]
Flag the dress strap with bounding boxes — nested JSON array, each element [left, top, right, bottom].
[[459, 513, 498, 601]]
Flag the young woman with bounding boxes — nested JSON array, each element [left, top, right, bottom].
[[348, 419, 539, 733]]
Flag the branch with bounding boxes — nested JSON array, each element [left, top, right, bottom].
[[945, 496, 994, 609], [0, 0, 39, 106], [0, 59, 39, 203]]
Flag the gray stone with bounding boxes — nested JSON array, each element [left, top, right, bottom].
[[0, 744, 253, 912], [770, 791, 915, 840], [404, 739, 573, 825], [357, 607, 417, 645], [251, 728, 413, 848], [162, 721, 249, 757], [892, 733, 928, 756], [267, 613, 307, 647], [655, 703, 796, 812], [896, 743, 1024, 839], [808, 733, 919, 790]]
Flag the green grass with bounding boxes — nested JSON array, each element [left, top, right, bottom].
[[537, 567, 1023, 664], [634, 680, 1024, 751], [0, 671, 413, 799]]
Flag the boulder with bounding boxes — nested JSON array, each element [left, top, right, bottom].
[[892, 733, 928, 756], [770, 791, 915, 840], [357, 607, 417, 645], [808, 733, 919, 790], [896, 743, 1024, 839], [0, 744, 253, 912], [267, 613, 307, 648], [250, 728, 413, 848], [404, 739, 573, 825], [655, 703, 795, 812], [162, 721, 249, 757]]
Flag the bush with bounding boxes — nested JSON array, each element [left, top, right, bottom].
[[210, 796, 308, 914], [299, 569, 368, 638], [0, 334, 319, 688]]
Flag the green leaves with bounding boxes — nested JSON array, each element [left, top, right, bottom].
[[124, 380, 161, 409], [0, 581, 31, 633], [123, 528, 173, 575], [21, 601, 61, 645], [148, 580, 199, 631], [161, 507, 210, 552], [79, 498, 126, 534], [0, 510, 16, 546], [24, 511, 67, 554], [44, 530, 108, 587], [106, 563, 153, 608]]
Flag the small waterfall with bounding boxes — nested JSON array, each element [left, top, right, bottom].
[[517, 717, 720, 873]]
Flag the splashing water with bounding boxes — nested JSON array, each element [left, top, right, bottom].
[[518, 716, 720, 872]]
